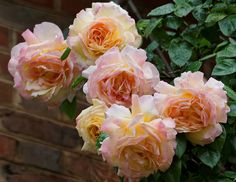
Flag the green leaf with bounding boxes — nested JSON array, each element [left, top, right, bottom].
[[166, 16, 182, 30], [168, 40, 192, 66], [96, 132, 108, 150], [60, 47, 71, 60], [192, 6, 207, 22], [163, 159, 182, 182], [224, 171, 236, 179], [144, 18, 163, 38], [71, 76, 87, 89], [217, 43, 236, 58], [174, 2, 193, 17], [224, 85, 236, 101], [194, 148, 221, 168], [148, 3, 175, 16], [219, 15, 236, 37], [186, 61, 202, 71], [212, 58, 236, 76], [214, 41, 229, 53], [60, 97, 77, 119], [229, 103, 236, 117], [176, 134, 187, 159], [137, 19, 150, 36], [208, 126, 226, 152], [152, 28, 171, 49], [205, 12, 227, 24]]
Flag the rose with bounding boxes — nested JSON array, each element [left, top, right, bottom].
[[8, 22, 80, 106], [100, 95, 177, 179], [76, 99, 107, 153], [67, 2, 142, 67], [154, 71, 230, 145], [82, 46, 159, 107]]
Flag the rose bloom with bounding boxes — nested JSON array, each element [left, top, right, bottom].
[[100, 95, 177, 179], [154, 71, 230, 145], [67, 2, 142, 67], [8, 22, 80, 106], [82, 46, 159, 107], [76, 99, 107, 153]]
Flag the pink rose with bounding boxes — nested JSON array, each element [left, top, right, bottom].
[[82, 46, 159, 107], [67, 2, 142, 67], [8, 22, 80, 106], [100, 95, 177, 179], [154, 71, 230, 145]]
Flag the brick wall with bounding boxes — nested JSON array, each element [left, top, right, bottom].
[[0, 0, 168, 181]]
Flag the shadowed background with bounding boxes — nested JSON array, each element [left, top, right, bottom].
[[0, 0, 170, 181]]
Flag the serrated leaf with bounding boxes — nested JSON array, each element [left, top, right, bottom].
[[186, 61, 202, 71], [144, 18, 163, 38], [148, 3, 175, 16], [61, 47, 71, 60], [217, 43, 236, 58], [205, 12, 227, 24], [174, 2, 193, 17], [166, 15, 182, 30], [194, 148, 221, 168], [96, 132, 108, 150], [224, 85, 236, 101], [60, 97, 77, 119], [219, 15, 236, 37], [176, 134, 187, 158], [212, 59, 236, 76], [168, 40, 192, 67], [71, 76, 87, 89]]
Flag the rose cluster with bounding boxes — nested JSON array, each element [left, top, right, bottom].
[[8, 2, 230, 181]]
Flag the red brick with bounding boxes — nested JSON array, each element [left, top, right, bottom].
[[1, 108, 82, 148], [62, 153, 119, 182], [61, 0, 91, 16], [17, 141, 61, 172], [0, 161, 81, 182], [0, 26, 8, 48], [0, 53, 12, 80], [0, 135, 16, 160], [22, 0, 54, 9]]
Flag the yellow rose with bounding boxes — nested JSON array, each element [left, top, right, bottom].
[[76, 99, 107, 153]]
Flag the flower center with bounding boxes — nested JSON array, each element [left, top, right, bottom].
[[86, 18, 124, 57], [164, 92, 213, 132], [100, 71, 136, 106]]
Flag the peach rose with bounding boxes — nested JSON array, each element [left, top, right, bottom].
[[76, 99, 107, 153], [8, 22, 80, 106], [67, 2, 142, 67], [100, 95, 177, 179], [82, 46, 159, 107], [154, 71, 230, 145]]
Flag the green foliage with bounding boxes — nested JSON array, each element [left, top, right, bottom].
[[60, 47, 71, 60], [60, 97, 77, 119], [71, 76, 87, 89], [139, 0, 236, 181], [96, 132, 108, 150]]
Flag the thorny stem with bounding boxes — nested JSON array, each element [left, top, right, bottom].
[[125, 0, 175, 78]]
